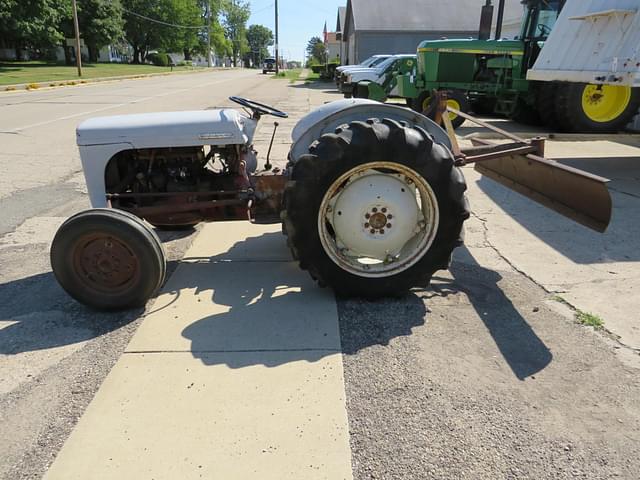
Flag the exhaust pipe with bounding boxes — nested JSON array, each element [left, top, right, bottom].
[[495, 0, 506, 39], [478, 0, 494, 40]]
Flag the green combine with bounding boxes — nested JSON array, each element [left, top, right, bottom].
[[397, 0, 640, 132]]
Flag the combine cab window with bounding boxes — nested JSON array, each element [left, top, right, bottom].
[[521, 0, 562, 41]]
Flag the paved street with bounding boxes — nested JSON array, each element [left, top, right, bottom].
[[1, 69, 640, 479]]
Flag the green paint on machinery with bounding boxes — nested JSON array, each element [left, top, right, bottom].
[[396, 0, 640, 133]]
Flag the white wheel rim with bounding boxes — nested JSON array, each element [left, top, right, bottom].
[[318, 161, 440, 278]]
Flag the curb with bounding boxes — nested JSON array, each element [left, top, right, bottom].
[[1, 67, 234, 93]]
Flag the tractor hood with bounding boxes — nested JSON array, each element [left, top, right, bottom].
[[76, 109, 252, 148], [418, 38, 524, 55]]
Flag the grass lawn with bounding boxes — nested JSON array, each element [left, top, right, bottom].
[[0, 61, 203, 87], [304, 71, 321, 83], [271, 68, 303, 83]]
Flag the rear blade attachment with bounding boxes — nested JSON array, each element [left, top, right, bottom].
[[447, 107, 612, 233]]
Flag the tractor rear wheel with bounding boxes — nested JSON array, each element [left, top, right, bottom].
[[282, 118, 470, 298], [511, 98, 542, 126], [471, 97, 496, 116], [51, 209, 166, 310], [555, 83, 640, 133], [413, 90, 469, 129]]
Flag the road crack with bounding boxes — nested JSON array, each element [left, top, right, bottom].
[[469, 210, 551, 292]]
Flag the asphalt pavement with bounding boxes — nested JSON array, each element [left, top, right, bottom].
[[1, 69, 639, 479]]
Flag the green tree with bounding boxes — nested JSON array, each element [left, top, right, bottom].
[[222, 0, 250, 67], [156, 0, 203, 59], [0, 0, 67, 60], [81, 0, 125, 62], [58, 0, 124, 63], [306, 36, 326, 65], [122, 0, 165, 63], [245, 24, 273, 66], [122, 0, 202, 64]]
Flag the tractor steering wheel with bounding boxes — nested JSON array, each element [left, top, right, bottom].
[[537, 23, 552, 37], [229, 96, 288, 118]]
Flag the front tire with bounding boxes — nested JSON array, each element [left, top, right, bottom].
[[282, 119, 470, 297], [51, 209, 166, 310]]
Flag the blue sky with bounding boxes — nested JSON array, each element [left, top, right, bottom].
[[247, 0, 345, 61]]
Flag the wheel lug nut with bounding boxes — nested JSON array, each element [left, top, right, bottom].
[[372, 207, 378, 213], [380, 229, 385, 234], [387, 223, 392, 228], [365, 213, 370, 219], [370, 229, 376, 234], [382, 208, 387, 213], [364, 223, 370, 228], [387, 214, 393, 219]]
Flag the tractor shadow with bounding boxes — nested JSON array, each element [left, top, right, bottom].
[[448, 247, 552, 380], [178, 230, 549, 378], [475, 154, 640, 263], [0, 228, 552, 383], [176, 230, 427, 368], [0, 227, 196, 357], [0, 271, 143, 356]]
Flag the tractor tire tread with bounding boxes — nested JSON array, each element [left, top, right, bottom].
[[282, 118, 469, 298]]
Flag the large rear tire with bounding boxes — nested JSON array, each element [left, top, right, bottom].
[[555, 83, 640, 133], [536, 82, 560, 130], [511, 98, 542, 126], [282, 118, 470, 298], [51, 209, 166, 310]]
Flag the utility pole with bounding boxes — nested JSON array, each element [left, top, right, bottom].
[[274, 0, 279, 74], [72, 0, 82, 77], [207, 0, 212, 67]]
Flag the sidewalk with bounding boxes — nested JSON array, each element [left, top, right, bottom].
[[44, 222, 353, 479]]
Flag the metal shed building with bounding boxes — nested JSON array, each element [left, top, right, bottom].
[[342, 0, 524, 65]]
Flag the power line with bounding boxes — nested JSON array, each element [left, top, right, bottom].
[[122, 7, 205, 29], [252, 3, 275, 15]]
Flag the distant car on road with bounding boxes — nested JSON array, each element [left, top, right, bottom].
[[263, 58, 276, 74]]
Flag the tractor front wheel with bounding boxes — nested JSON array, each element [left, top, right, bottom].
[[555, 83, 640, 133], [282, 118, 470, 297], [51, 209, 166, 310]]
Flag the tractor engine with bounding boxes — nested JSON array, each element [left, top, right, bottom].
[[104, 145, 256, 227]]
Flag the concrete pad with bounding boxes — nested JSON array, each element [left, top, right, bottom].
[[44, 221, 353, 480], [43, 352, 352, 480], [128, 261, 341, 354], [184, 222, 291, 261]]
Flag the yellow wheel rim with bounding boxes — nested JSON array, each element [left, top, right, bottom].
[[446, 99, 460, 121], [422, 96, 460, 121], [581, 84, 631, 123]]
